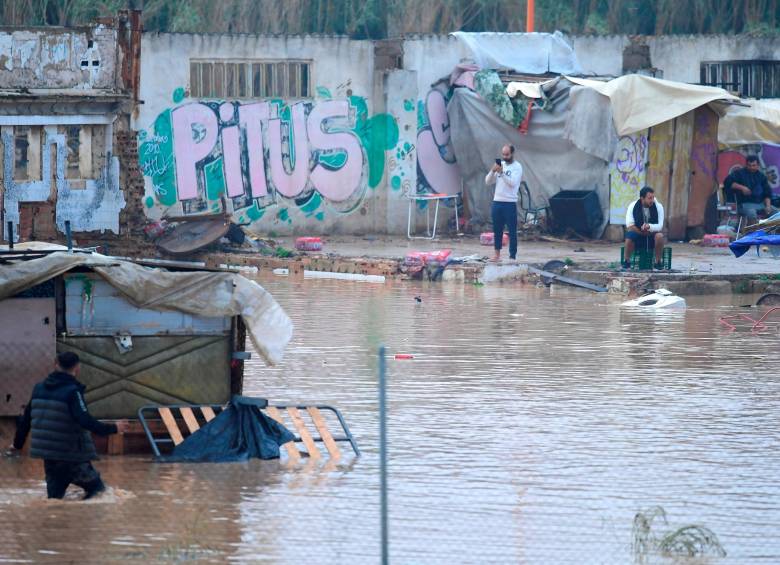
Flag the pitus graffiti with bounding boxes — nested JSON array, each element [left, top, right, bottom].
[[138, 89, 398, 225]]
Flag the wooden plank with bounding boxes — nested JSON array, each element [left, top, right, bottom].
[[287, 407, 320, 459], [180, 407, 200, 434], [158, 407, 184, 445], [668, 111, 695, 240], [646, 120, 675, 216], [200, 406, 217, 422], [688, 106, 719, 230], [307, 407, 341, 459], [265, 406, 300, 462]]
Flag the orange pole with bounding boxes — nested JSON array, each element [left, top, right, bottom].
[[526, 0, 535, 32]]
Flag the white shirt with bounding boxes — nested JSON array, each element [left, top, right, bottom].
[[625, 199, 664, 232], [485, 160, 523, 203]]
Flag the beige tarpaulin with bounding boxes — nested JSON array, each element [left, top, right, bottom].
[[0, 250, 293, 365], [717, 99, 780, 147], [566, 74, 739, 136]]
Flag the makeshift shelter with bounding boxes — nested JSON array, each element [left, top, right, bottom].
[[0, 245, 292, 420], [716, 99, 780, 201], [437, 38, 739, 239]]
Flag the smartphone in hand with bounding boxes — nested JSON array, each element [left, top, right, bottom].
[[495, 158, 502, 166]]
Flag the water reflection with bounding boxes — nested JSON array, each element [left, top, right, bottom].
[[1, 278, 779, 564]]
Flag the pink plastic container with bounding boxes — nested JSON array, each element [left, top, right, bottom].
[[404, 249, 452, 266], [295, 236, 323, 251], [702, 234, 730, 247], [480, 232, 509, 246]]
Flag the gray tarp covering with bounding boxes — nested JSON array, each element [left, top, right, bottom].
[[0, 250, 293, 365], [447, 82, 611, 236]]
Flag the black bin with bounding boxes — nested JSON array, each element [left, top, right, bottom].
[[549, 189, 603, 237]]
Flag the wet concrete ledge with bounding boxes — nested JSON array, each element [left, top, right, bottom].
[[204, 251, 779, 296]]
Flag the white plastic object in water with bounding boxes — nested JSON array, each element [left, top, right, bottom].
[[620, 288, 687, 309]]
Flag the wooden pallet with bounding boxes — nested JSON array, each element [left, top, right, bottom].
[[138, 402, 359, 459]]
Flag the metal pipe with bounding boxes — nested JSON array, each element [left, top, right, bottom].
[[64, 220, 72, 252], [378, 345, 389, 565], [7, 221, 12, 249], [526, 0, 535, 32]]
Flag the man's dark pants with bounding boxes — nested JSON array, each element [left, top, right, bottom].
[[43, 460, 105, 499], [492, 201, 518, 259]]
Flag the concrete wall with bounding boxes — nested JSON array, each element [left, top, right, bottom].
[[0, 26, 118, 91], [571, 34, 780, 82], [136, 32, 414, 235]]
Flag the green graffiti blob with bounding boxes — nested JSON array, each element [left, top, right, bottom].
[[277, 208, 290, 222], [298, 192, 323, 218], [350, 96, 399, 189], [316, 86, 332, 99], [144, 196, 154, 208], [246, 203, 264, 221], [204, 158, 226, 200], [172, 87, 186, 104], [391, 175, 402, 190], [138, 109, 177, 206], [404, 99, 414, 112], [417, 99, 428, 131], [318, 151, 348, 169]]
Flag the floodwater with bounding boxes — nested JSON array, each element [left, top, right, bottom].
[[2, 277, 780, 564]]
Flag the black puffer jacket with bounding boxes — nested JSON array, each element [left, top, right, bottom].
[[14, 371, 117, 462]]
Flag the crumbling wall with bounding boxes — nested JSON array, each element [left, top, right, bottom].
[[0, 26, 119, 91]]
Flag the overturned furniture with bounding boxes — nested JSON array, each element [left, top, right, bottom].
[[0, 245, 293, 453], [138, 397, 360, 461]]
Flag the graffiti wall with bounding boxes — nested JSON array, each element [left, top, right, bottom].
[[138, 89, 399, 229], [608, 130, 648, 224], [717, 144, 780, 197], [416, 88, 461, 195]]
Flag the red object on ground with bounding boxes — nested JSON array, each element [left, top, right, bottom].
[[404, 249, 452, 266], [480, 232, 509, 246], [295, 236, 323, 251], [394, 354, 414, 359], [702, 234, 730, 247]]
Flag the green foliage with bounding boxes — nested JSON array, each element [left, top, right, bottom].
[[3, 0, 780, 37]]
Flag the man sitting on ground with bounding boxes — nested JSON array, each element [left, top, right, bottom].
[[9, 352, 127, 499], [723, 155, 778, 222], [623, 186, 665, 270]]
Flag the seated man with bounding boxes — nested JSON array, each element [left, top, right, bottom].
[[623, 186, 665, 270], [723, 155, 778, 222]]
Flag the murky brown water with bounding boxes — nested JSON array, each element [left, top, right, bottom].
[[2, 278, 780, 564]]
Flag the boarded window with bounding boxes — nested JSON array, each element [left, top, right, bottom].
[[66, 126, 81, 179], [14, 127, 30, 181], [189, 60, 312, 99], [701, 60, 780, 99]]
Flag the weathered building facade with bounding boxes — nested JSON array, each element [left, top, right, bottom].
[[0, 12, 143, 244]]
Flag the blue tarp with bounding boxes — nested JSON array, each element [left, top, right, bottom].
[[161, 396, 295, 463], [730, 230, 780, 258]]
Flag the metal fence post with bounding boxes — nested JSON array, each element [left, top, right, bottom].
[[378, 345, 389, 565]]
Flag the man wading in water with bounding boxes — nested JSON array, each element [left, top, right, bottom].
[[9, 352, 127, 499], [485, 144, 523, 262]]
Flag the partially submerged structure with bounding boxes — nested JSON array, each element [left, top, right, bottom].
[[0, 244, 292, 422]]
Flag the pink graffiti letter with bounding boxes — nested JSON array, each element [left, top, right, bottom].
[[172, 103, 218, 200], [268, 103, 309, 198], [239, 102, 270, 198], [307, 100, 362, 202]]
